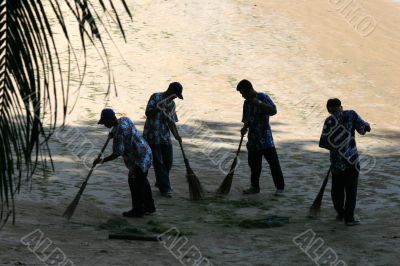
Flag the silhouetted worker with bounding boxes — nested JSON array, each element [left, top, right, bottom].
[[143, 82, 183, 198], [237, 80, 285, 196], [319, 98, 371, 226], [94, 108, 155, 218]]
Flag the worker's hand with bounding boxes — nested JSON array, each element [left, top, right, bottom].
[[175, 135, 182, 143], [93, 157, 103, 166], [249, 97, 261, 106], [365, 125, 371, 132], [241, 127, 248, 136], [145, 107, 159, 118]]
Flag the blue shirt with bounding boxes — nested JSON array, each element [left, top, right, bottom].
[[143, 93, 178, 145], [319, 110, 369, 173], [242, 92, 277, 151], [112, 117, 153, 172]]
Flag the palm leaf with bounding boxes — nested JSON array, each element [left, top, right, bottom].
[[0, 0, 131, 228]]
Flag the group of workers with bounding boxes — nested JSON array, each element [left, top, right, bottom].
[[93, 80, 370, 226]]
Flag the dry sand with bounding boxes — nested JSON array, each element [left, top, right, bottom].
[[1, 0, 399, 265]]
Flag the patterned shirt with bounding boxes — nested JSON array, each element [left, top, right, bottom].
[[319, 110, 369, 173], [242, 92, 276, 151], [112, 117, 153, 172], [143, 93, 178, 145]]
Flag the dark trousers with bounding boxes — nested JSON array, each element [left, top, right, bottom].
[[331, 165, 359, 222], [248, 147, 285, 190], [150, 144, 173, 193], [128, 166, 155, 213]]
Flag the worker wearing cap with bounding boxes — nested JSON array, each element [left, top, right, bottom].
[[94, 108, 155, 218], [143, 82, 183, 197]]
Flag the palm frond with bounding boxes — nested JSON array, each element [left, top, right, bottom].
[[0, 0, 131, 228]]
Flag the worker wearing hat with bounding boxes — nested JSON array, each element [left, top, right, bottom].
[[143, 82, 183, 198], [95, 108, 155, 217]]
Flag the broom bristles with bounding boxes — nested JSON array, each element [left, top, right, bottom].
[[62, 135, 112, 220], [308, 170, 330, 218], [63, 194, 82, 220], [182, 157, 204, 200], [186, 169, 204, 200], [63, 180, 89, 219], [309, 201, 322, 218], [216, 156, 238, 195], [309, 207, 321, 218], [216, 173, 233, 195]]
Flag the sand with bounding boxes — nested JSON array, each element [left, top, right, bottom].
[[1, 0, 399, 265]]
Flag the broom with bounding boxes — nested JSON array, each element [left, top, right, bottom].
[[216, 134, 244, 195], [176, 131, 204, 200], [63, 134, 112, 219], [309, 168, 331, 218]]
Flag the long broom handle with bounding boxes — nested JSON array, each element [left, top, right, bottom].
[[171, 122, 189, 162], [178, 138, 193, 171], [228, 134, 244, 174], [311, 167, 331, 207], [235, 134, 244, 156], [63, 132, 112, 219], [321, 168, 331, 190], [178, 141, 187, 160], [78, 133, 112, 192], [320, 167, 331, 193]]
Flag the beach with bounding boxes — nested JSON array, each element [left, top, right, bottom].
[[0, 0, 399, 265]]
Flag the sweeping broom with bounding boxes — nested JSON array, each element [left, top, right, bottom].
[[175, 129, 204, 200], [309, 168, 331, 218], [63, 134, 112, 219], [216, 134, 244, 195]]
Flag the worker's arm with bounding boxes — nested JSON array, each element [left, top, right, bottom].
[[168, 120, 182, 143], [94, 128, 125, 166], [250, 97, 277, 116], [93, 153, 119, 166], [145, 108, 159, 118], [241, 102, 250, 136], [352, 110, 371, 135], [319, 117, 335, 151], [241, 122, 249, 136], [145, 94, 160, 118]]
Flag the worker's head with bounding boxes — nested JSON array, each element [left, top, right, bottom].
[[237, 79, 255, 100], [326, 98, 343, 114], [98, 108, 117, 128], [166, 82, 184, 100]]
